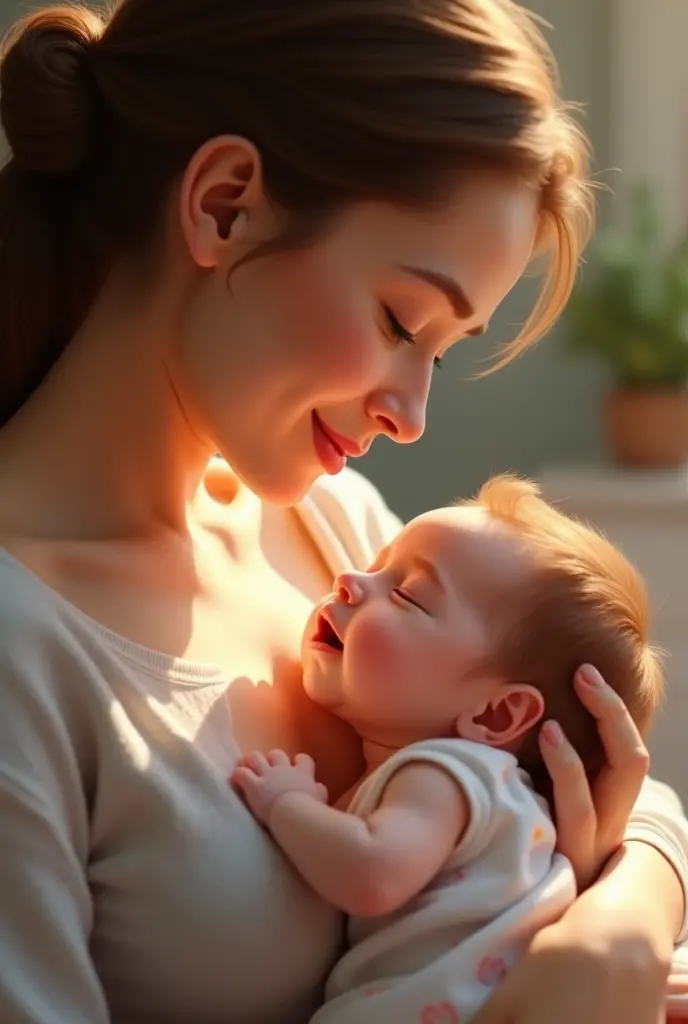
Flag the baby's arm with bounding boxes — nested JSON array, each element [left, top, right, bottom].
[[232, 750, 468, 917]]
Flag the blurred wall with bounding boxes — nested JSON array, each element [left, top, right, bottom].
[[0, 0, 611, 520]]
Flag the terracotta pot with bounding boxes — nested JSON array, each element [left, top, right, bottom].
[[604, 388, 688, 468]]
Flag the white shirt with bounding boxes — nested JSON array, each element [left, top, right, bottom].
[[0, 467, 685, 1023]]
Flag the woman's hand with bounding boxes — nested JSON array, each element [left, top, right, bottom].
[[539, 663, 650, 890], [473, 878, 672, 1024], [473, 664, 681, 1024]]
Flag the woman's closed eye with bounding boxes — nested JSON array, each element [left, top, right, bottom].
[[382, 304, 443, 369]]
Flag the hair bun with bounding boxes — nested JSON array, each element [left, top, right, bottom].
[[0, 5, 104, 175]]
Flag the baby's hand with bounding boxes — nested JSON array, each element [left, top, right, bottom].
[[231, 750, 328, 825]]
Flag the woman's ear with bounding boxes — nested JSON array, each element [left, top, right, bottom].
[[178, 135, 273, 269], [455, 684, 545, 747]]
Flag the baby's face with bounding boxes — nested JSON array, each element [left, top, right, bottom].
[[301, 505, 534, 746]]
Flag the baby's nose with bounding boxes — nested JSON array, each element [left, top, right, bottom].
[[334, 572, 365, 605]]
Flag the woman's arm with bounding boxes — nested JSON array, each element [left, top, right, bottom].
[[626, 775, 688, 940], [0, 650, 110, 1024], [474, 842, 678, 1024], [593, 839, 683, 951], [0, 767, 110, 1023]]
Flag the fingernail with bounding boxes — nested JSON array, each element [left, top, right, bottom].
[[542, 720, 564, 745], [577, 664, 602, 687]]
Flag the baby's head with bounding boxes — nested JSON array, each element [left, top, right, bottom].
[[302, 475, 663, 787]]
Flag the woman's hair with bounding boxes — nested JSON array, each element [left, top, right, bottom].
[[0, 0, 594, 428], [464, 475, 663, 795]]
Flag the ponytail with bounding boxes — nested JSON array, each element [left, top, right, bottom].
[[0, 6, 103, 427]]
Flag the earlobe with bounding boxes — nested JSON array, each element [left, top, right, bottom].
[[456, 684, 545, 748], [178, 135, 265, 270]]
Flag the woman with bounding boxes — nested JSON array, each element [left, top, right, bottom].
[[0, 1, 683, 1022]]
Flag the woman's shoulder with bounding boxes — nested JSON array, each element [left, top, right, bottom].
[[0, 548, 104, 816], [0, 545, 64, 637], [0, 543, 79, 632], [0, 546, 107, 715], [298, 467, 403, 573]]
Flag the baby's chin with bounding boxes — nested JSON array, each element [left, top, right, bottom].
[[302, 661, 345, 709]]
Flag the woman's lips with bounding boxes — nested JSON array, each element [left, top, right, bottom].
[[319, 421, 366, 458], [311, 411, 358, 471]]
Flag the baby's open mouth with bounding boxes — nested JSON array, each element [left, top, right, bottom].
[[312, 611, 344, 652]]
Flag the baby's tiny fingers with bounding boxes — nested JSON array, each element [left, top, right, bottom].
[[294, 752, 317, 775], [239, 751, 270, 775], [231, 765, 257, 791], [235, 751, 262, 767], [266, 749, 290, 767]]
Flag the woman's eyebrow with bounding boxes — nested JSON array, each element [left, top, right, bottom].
[[398, 265, 487, 336]]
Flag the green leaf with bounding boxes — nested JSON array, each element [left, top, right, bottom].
[[563, 180, 688, 387]]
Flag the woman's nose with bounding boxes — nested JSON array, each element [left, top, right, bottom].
[[364, 374, 431, 444]]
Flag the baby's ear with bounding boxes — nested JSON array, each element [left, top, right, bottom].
[[455, 684, 544, 747]]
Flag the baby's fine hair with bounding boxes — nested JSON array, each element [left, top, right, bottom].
[[461, 475, 663, 790]]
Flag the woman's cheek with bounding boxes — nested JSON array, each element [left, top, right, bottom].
[[308, 304, 384, 393], [303, 285, 385, 390], [337, 328, 384, 390], [274, 252, 382, 383]]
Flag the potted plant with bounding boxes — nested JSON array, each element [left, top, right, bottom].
[[564, 183, 688, 468]]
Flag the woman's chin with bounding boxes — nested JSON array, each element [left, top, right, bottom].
[[226, 453, 322, 507]]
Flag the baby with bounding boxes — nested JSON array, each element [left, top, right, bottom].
[[232, 475, 663, 1024]]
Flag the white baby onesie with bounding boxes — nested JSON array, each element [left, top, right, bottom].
[[310, 738, 576, 1024]]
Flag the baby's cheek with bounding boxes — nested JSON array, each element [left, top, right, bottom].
[[352, 615, 410, 678]]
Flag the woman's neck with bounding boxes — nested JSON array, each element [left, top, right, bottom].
[[0, 271, 222, 542]]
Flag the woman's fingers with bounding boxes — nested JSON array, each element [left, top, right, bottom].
[[574, 665, 649, 835], [539, 665, 652, 889], [574, 665, 650, 774], [539, 720, 596, 884]]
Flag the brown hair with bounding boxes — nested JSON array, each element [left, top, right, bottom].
[[0, 0, 593, 428], [465, 475, 663, 793]]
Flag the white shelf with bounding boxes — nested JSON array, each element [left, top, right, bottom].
[[539, 464, 688, 517]]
